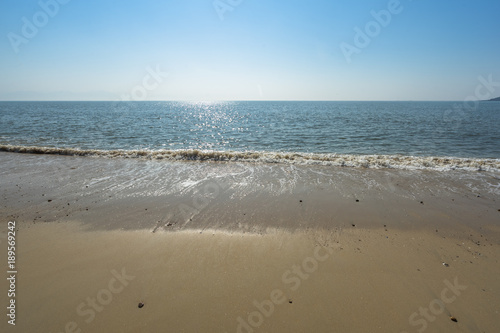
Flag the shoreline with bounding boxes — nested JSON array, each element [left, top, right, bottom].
[[1, 151, 499, 234], [1, 151, 500, 332]]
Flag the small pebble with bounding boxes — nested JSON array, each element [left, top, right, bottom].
[[450, 316, 457, 322], [288, 300, 293, 304], [138, 302, 144, 308], [299, 200, 302, 203], [355, 199, 359, 202], [351, 224, 355, 227], [420, 201, 424, 204]]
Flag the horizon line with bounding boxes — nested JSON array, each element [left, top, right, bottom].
[[1, 99, 498, 103]]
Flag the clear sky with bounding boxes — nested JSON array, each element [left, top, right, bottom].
[[1, 0, 499, 101]]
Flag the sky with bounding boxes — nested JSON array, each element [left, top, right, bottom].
[[0, 0, 499, 101]]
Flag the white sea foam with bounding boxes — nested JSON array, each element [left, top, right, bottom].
[[1, 144, 499, 172]]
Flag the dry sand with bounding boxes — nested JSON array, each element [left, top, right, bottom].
[[1, 152, 499, 332]]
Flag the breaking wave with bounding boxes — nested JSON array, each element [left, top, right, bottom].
[[1, 144, 499, 172]]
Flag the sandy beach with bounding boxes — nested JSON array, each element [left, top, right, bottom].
[[1, 151, 499, 332]]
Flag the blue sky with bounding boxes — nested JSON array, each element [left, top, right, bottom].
[[0, 0, 499, 101]]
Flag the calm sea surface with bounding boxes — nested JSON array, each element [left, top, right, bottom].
[[1, 101, 499, 170], [1, 101, 499, 157]]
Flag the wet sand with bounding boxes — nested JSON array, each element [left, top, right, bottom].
[[1, 151, 500, 332]]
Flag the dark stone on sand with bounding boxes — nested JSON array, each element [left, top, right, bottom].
[[355, 199, 359, 202], [351, 224, 355, 227], [299, 200, 302, 202], [48, 199, 52, 202], [450, 317, 457, 322], [288, 300, 293, 304], [138, 302, 144, 308], [420, 201, 424, 204]]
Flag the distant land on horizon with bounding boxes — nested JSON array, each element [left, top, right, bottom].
[[488, 96, 500, 101]]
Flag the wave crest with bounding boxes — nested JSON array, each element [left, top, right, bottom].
[[1, 144, 499, 172]]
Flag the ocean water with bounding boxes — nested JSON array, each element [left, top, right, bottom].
[[0, 101, 499, 171]]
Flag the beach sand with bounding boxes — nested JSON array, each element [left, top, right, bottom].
[[1, 152, 499, 332]]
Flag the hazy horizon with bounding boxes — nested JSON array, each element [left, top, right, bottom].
[[1, 99, 499, 102]]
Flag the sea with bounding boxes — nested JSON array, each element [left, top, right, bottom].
[[1, 101, 499, 171]]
